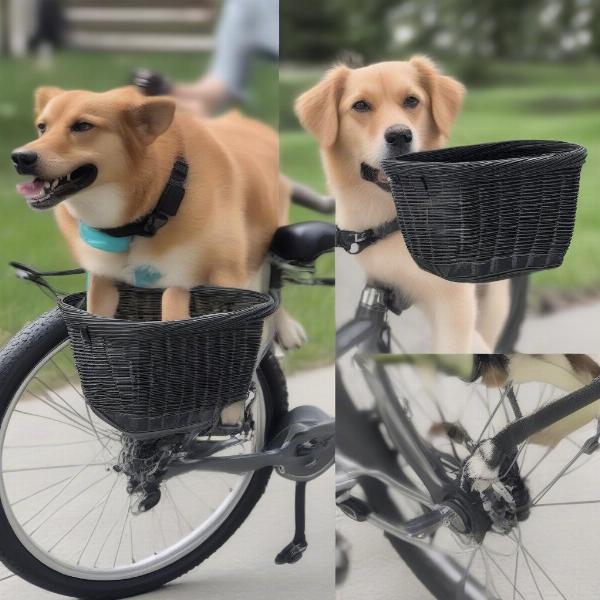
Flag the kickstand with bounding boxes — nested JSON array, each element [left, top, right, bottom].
[[275, 481, 308, 564]]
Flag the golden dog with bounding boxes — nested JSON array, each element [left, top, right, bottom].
[[13, 85, 306, 424], [296, 57, 510, 352]]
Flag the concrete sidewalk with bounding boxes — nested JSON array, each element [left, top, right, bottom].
[[0, 366, 335, 600]]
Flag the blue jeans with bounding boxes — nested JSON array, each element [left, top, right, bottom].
[[209, 0, 279, 101]]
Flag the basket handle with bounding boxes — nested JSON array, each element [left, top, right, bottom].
[[9, 261, 85, 299]]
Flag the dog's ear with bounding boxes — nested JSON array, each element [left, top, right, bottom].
[[126, 97, 175, 145], [34, 86, 63, 116], [295, 65, 350, 148], [409, 56, 465, 139]]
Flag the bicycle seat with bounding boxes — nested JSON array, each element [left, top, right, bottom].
[[271, 221, 335, 264]]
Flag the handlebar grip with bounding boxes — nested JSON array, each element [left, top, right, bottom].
[[290, 182, 335, 215]]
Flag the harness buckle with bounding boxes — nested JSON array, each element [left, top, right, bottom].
[[141, 212, 169, 236], [349, 230, 373, 254]]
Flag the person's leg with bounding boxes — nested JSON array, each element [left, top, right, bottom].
[[175, 0, 278, 115]]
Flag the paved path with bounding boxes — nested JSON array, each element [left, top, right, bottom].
[[336, 249, 600, 352], [0, 367, 335, 600]]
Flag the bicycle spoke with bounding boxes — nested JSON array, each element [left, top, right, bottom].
[[479, 547, 502, 600], [33, 376, 88, 423], [93, 495, 129, 568], [113, 497, 132, 568], [519, 545, 567, 600], [5, 438, 111, 449], [165, 484, 193, 534], [4, 462, 110, 473], [29, 472, 113, 535], [10, 474, 73, 506], [0, 574, 15, 582], [48, 482, 117, 552], [512, 535, 520, 600], [482, 546, 527, 600], [129, 518, 135, 564], [50, 357, 84, 400], [532, 499, 600, 508], [475, 386, 509, 446], [30, 383, 116, 441], [77, 475, 120, 565], [20, 446, 108, 527], [531, 446, 587, 505], [513, 526, 543, 600], [457, 545, 478, 599], [522, 446, 554, 480], [13, 408, 118, 441], [175, 475, 215, 512]]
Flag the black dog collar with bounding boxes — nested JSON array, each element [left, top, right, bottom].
[[99, 157, 188, 238], [336, 219, 399, 254]]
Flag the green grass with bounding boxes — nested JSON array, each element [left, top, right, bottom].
[[0, 51, 333, 370], [280, 61, 600, 293]]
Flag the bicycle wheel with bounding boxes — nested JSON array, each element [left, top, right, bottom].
[[0, 308, 288, 599], [342, 355, 600, 599]]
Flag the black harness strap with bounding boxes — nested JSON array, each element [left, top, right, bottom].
[[335, 219, 399, 255], [99, 157, 188, 238]]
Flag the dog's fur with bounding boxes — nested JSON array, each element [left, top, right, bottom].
[[296, 57, 510, 352], [14, 85, 306, 423]]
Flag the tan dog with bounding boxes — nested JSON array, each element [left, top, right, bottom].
[[13, 86, 305, 423], [296, 57, 510, 352]]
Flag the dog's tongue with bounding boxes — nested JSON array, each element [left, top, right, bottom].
[[16, 179, 45, 198]]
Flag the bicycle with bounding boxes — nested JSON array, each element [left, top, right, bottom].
[[336, 291, 600, 599], [0, 218, 335, 599]]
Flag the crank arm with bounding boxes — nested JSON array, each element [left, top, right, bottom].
[[166, 406, 335, 481], [338, 490, 457, 542], [165, 447, 311, 477]]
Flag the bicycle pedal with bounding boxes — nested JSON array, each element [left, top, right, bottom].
[[338, 496, 371, 522]]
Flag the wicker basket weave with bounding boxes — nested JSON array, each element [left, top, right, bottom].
[[58, 285, 277, 438], [382, 140, 587, 283]]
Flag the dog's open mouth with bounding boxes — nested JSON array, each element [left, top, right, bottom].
[[360, 162, 391, 192], [15, 164, 98, 210]]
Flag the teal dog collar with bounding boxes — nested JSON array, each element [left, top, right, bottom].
[[79, 222, 132, 253]]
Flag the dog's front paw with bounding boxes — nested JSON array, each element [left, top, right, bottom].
[[275, 310, 307, 351]]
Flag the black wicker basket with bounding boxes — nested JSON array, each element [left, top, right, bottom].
[[58, 285, 277, 439], [382, 140, 587, 283]]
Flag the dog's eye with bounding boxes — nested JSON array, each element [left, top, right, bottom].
[[71, 121, 95, 133], [36, 123, 46, 135], [403, 96, 420, 109], [352, 100, 372, 113]]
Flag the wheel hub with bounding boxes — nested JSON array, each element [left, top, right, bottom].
[[458, 449, 530, 538], [113, 434, 180, 513]]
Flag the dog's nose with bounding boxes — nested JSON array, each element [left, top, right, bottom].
[[11, 150, 39, 174], [384, 126, 413, 148]]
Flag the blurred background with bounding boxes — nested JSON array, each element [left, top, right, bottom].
[[0, 0, 333, 371], [281, 0, 600, 351]]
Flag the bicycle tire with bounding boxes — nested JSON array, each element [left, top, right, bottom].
[[0, 308, 288, 599]]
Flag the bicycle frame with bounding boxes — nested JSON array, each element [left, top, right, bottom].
[[337, 283, 455, 505]]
